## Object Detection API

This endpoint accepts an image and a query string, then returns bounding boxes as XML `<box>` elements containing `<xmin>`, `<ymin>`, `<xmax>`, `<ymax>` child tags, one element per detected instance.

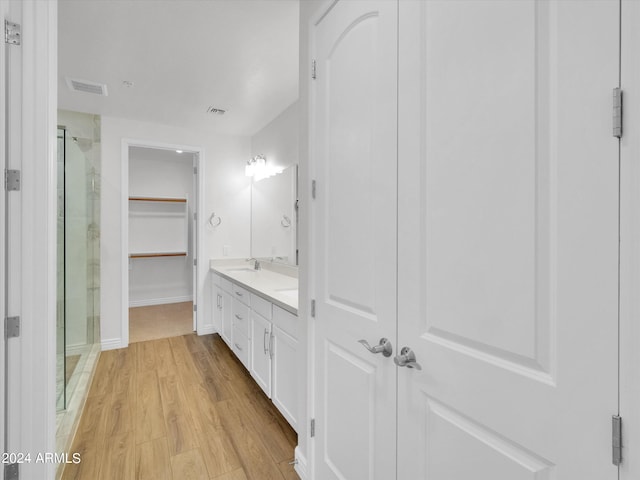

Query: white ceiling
<box><xmin>58</xmin><ymin>0</ymin><xmax>299</xmax><ymax>136</ymax></box>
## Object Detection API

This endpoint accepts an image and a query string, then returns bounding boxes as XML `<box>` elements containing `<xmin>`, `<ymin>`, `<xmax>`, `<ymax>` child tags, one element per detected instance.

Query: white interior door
<box><xmin>311</xmin><ymin>1</ymin><xmax>398</xmax><ymax>479</ymax></box>
<box><xmin>397</xmin><ymin>1</ymin><xmax>620</xmax><ymax>479</ymax></box>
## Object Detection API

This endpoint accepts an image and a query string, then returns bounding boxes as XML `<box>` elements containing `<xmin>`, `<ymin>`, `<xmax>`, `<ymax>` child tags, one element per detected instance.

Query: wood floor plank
<box><xmin>211</xmin><ymin>468</ymin><xmax>249</xmax><ymax>480</ymax></box>
<box><xmin>135</xmin><ymin>437</ymin><xmax>172</xmax><ymax>480</ymax></box>
<box><xmin>277</xmin><ymin>461</ymin><xmax>300</xmax><ymax>480</ymax></box>
<box><xmin>135</xmin><ymin>371</ymin><xmax>166</xmax><ymax>444</ymax></box>
<box><xmin>170</xmin><ymin>449</ymin><xmax>209</xmax><ymax>480</ymax></box>
<box><xmin>184</xmin><ymin>382</ymin><xmax>223</xmax><ymax>434</ymax></box>
<box><xmin>169</xmin><ymin>336</ymin><xmax>205</xmax><ymax>386</ymax></box>
<box><xmin>254</xmin><ymin>415</ymin><xmax>298</xmax><ymax>464</ymax></box>
<box><xmin>137</xmin><ymin>340</ymin><xmax>158</xmax><ymax>372</ymax></box>
<box><xmin>105</xmin><ymin>387</ymin><xmax>135</xmax><ymax>437</ymax></box>
<box><xmin>228</xmin><ymin>425</ymin><xmax>286</xmax><ymax>480</ymax></box>
<box><xmin>155</xmin><ymin>338</ymin><xmax>179</xmax><ymax>378</ymax></box>
<box><xmin>88</xmin><ymin>349</ymin><xmax>117</xmax><ymax>397</ymax></box>
<box><xmin>195</xmin><ymin>424</ymin><xmax>242</xmax><ymax>478</ymax></box>
<box><xmin>98</xmin><ymin>430</ymin><xmax>135</xmax><ymax>480</ymax></box>
<box><xmin>76</xmin><ymin>392</ymin><xmax>110</xmax><ymax>443</ymax></box>
<box><xmin>61</xmin><ymin>436</ymin><xmax>102</xmax><ymax>480</ymax></box>
<box><xmin>158</xmin><ymin>374</ymin><xmax>199</xmax><ymax>455</ymax></box>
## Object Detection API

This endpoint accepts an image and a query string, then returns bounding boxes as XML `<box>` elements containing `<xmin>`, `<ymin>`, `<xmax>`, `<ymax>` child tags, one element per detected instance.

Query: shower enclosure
<box><xmin>55</xmin><ymin>114</ymin><xmax>101</xmax><ymax>432</ymax></box>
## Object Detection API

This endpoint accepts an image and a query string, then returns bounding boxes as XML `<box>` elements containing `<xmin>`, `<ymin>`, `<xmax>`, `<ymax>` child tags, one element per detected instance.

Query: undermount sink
<box><xmin>226</xmin><ymin>267</ymin><xmax>258</xmax><ymax>273</ymax></box>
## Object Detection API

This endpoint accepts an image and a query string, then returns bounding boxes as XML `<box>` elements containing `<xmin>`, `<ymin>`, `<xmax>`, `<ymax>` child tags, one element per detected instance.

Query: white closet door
<box><xmin>311</xmin><ymin>1</ymin><xmax>398</xmax><ymax>479</ymax></box>
<box><xmin>397</xmin><ymin>1</ymin><xmax>619</xmax><ymax>479</ymax></box>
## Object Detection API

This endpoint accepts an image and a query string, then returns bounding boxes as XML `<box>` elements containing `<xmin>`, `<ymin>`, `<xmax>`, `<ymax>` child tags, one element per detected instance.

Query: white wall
<box><xmin>101</xmin><ymin>116</ymin><xmax>251</xmax><ymax>349</ymax></box>
<box><xmin>128</xmin><ymin>146</ymin><xmax>194</xmax><ymax>306</ymax></box>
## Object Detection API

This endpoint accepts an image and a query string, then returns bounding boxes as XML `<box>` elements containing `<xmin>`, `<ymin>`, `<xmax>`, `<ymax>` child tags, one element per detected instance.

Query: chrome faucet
<box><xmin>247</xmin><ymin>258</ymin><xmax>261</xmax><ymax>270</ymax></box>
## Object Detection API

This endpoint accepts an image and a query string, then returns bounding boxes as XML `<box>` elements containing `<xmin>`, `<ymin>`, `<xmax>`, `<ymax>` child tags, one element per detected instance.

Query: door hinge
<box><xmin>194</xmin><ymin>166</ymin><xmax>198</xmax><ymax>175</ymax></box>
<box><xmin>193</xmin><ymin>213</ymin><xmax>197</xmax><ymax>220</ymax></box>
<box><xmin>310</xmin><ymin>418</ymin><xmax>315</xmax><ymax>437</ymax></box>
<box><xmin>4</xmin><ymin>20</ymin><xmax>20</xmax><ymax>45</ymax></box>
<box><xmin>5</xmin><ymin>316</ymin><xmax>20</xmax><ymax>339</ymax></box>
<box><xmin>613</xmin><ymin>415</ymin><xmax>622</xmax><ymax>466</ymax></box>
<box><xmin>193</xmin><ymin>258</ymin><xmax>197</xmax><ymax>266</ymax></box>
<box><xmin>312</xmin><ymin>60</ymin><xmax>317</xmax><ymax>80</ymax></box>
<box><xmin>193</xmin><ymin>304</ymin><xmax>197</xmax><ymax>312</ymax></box>
<box><xmin>4</xmin><ymin>463</ymin><xmax>19</xmax><ymax>480</ymax></box>
<box><xmin>311</xmin><ymin>180</ymin><xmax>316</xmax><ymax>199</ymax></box>
<box><xmin>613</xmin><ymin>87</ymin><xmax>623</xmax><ymax>138</ymax></box>
<box><xmin>5</xmin><ymin>169</ymin><xmax>21</xmax><ymax>191</ymax></box>
<box><xmin>310</xmin><ymin>299</ymin><xmax>316</xmax><ymax>318</ymax></box>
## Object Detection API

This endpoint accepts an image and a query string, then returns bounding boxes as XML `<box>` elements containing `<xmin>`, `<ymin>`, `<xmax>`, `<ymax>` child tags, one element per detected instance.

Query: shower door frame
<box><xmin>120</xmin><ymin>138</ymin><xmax>206</xmax><ymax>348</ymax></box>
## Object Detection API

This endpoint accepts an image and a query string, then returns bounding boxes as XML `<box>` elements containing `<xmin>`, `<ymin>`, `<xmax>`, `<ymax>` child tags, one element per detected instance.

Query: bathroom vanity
<box><xmin>210</xmin><ymin>261</ymin><xmax>299</xmax><ymax>432</ymax></box>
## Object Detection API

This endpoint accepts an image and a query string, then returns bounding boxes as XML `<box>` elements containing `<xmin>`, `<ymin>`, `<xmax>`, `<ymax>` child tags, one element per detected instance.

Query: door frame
<box><xmin>120</xmin><ymin>138</ymin><xmax>205</xmax><ymax>346</ymax></box>
<box><xmin>2</xmin><ymin>1</ymin><xmax>58</xmax><ymax>478</ymax></box>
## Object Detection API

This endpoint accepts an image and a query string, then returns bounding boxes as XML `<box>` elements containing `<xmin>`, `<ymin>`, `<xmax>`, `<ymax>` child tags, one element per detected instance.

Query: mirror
<box><xmin>250</xmin><ymin>165</ymin><xmax>297</xmax><ymax>265</ymax></box>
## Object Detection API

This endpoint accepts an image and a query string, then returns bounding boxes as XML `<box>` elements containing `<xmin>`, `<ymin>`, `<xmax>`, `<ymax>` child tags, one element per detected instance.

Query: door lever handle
<box><xmin>358</xmin><ymin>338</ymin><xmax>393</xmax><ymax>357</ymax></box>
<box><xmin>394</xmin><ymin>347</ymin><xmax>422</xmax><ymax>370</ymax></box>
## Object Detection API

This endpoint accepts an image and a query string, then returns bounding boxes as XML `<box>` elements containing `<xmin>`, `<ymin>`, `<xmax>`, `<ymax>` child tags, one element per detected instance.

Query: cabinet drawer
<box><xmin>251</xmin><ymin>293</ymin><xmax>272</xmax><ymax>320</ymax></box>
<box><xmin>232</xmin><ymin>283</ymin><xmax>251</xmax><ymax>305</ymax></box>
<box><xmin>232</xmin><ymin>330</ymin><xmax>249</xmax><ymax>369</ymax></box>
<box><xmin>232</xmin><ymin>298</ymin><xmax>250</xmax><ymax>336</ymax></box>
<box><xmin>272</xmin><ymin>305</ymin><xmax>298</xmax><ymax>339</ymax></box>
<box><xmin>220</xmin><ymin>277</ymin><xmax>233</xmax><ymax>293</ymax></box>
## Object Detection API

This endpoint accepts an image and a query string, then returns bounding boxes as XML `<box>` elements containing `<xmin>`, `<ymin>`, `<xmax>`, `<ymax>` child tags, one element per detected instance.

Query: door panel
<box><xmin>398</xmin><ymin>1</ymin><xmax>619</xmax><ymax>479</ymax></box>
<box><xmin>312</xmin><ymin>1</ymin><xmax>398</xmax><ymax>478</ymax></box>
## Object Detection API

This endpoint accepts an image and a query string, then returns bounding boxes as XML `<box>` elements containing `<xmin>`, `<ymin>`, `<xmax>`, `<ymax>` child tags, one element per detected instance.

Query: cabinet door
<box><xmin>249</xmin><ymin>310</ymin><xmax>272</xmax><ymax>396</ymax></box>
<box><xmin>212</xmin><ymin>284</ymin><xmax>223</xmax><ymax>335</ymax></box>
<box><xmin>311</xmin><ymin>1</ymin><xmax>398</xmax><ymax>479</ymax></box>
<box><xmin>271</xmin><ymin>324</ymin><xmax>298</xmax><ymax>432</ymax></box>
<box><xmin>221</xmin><ymin>290</ymin><xmax>233</xmax><ymax>348</ymax></box>
<box><xmin>397</xmin><ymin>1</ymin><xmax>619</xmax><ymax>479</ymax></box>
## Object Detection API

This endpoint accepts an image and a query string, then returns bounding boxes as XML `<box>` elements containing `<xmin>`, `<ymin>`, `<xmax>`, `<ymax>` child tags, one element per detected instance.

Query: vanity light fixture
<box><xmin>245</xmin><ymin>155</ymin><xmax>284</xmax><ymax>181</ymax></box>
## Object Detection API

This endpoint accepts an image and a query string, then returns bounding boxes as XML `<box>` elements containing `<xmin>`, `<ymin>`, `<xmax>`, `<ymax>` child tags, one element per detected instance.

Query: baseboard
<box><xmin>197</xmin><ymin>324</ymin><xmax>215</xmax><ymax>335</ymax></box>
<box><xmin>101</xmin><ymin>338</ymin><xmax>122</xmax><ymax>351</ymax></box>
<box><xmin>294</xmin><ymin>447</ymin><xmax>308</xmax><ymax>480</ymax></box>
<box><xmin>129</xmin><ymin>295</ymin><xmax>193</xmax><ymax>308</ymax></box>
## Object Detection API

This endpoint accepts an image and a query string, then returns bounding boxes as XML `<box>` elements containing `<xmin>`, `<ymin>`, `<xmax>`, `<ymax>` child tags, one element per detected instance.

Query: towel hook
<box><xmin>209</xmin><ymin>212</ymin><xmax>222</xmax><ymax>227</ymax></box>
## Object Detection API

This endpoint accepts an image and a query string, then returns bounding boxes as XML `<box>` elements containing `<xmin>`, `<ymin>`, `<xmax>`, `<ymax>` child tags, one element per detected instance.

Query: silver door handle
<box><xmin>264</xmin><ymin>328</ymin><xmax>269</xmax><ymax>355</ymax></box>
<box><xmin>358</xmin><ymin>338</ymin><xmax>393</xmax><ymax>357</ymax></box>
<box><xmin>394</xmin><ymin>347</ymin><xmax>422</xmax><ymax>370</ymax></box>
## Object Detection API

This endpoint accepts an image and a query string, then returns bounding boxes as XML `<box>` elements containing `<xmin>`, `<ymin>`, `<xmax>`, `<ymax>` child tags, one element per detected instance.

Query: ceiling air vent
<box><xmin>65</xmin><ymin>77</ymin><xmax>108</xmax><ymax>96</ymax></box>
<box><xmin>206</xmin><ymin>106</ymin><xmax>226</xmax><ymax>115</ymax></box>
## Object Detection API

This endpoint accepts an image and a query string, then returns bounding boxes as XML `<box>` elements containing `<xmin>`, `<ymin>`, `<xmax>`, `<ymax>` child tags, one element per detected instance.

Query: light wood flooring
<box><xmin>129</xmin><ymin>302</ymin><xmax>194</xmax><ymax>343</ymax></box>
<box><xmin>62</xmin><ymin>333</ymin><xmax>299</xmax><ymax>480</ymax></box>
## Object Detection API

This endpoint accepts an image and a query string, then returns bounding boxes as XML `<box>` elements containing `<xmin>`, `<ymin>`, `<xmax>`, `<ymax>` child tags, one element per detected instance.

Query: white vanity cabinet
<box><xmin>249</xmin><ymin>304</ymin><xmax>273</xmax><ymax>396</ymax></box>
<box><xmin>212</xmin><ymin>274</ymin><xmax>233</xmax><ymax>347</ymax></box>
<box><xmin>231</xmin><ymin>285</ymin><xmax>251</xmax><ymax>368</ymax></box>
<box><xmin>270</xmin><ymin>305</ymin><xmax>298</xmax><ymax>430</ymax></box>
<box><xmin>249</xmin><ymin>300</ymin><xmax>299</xmax><ymax>432</ymax></box>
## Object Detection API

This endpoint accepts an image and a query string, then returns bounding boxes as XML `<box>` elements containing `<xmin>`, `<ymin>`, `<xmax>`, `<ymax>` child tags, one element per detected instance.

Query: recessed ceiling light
<box><xmin>175</xmin><ymin>150</ymin><xmax>183</xmax><ymax>154</ymax></box>
<box><xmin>206</xmin><ymin>106</ymin><xmax>226</xmax><ymax>115</ymax></box>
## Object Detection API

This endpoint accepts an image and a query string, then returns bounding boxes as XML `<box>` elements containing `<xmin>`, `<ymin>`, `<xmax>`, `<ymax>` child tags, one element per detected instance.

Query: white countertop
<box><xmin>210</xmin><ymin>260</ymin><xmax>298</xmax><ymax>314</ymax></box>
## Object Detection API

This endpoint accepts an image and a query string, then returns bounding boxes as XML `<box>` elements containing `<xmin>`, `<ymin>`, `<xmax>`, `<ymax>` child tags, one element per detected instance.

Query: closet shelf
<box><xmin>129</xmin><ymin>252</ymin><xmax>187</xmax><ymax>259</ymax></box>
<box><xmin>129</xmin><ymin>196</ymin><xmax>187</xmax><ymax>203</ymax></box>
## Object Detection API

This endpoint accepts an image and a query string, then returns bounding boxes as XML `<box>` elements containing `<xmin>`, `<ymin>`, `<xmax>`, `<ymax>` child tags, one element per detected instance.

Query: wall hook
<box><xmin>209</xmin><ymin>212</ymin><xmax>222</xmax><ymax>227</ymax></box>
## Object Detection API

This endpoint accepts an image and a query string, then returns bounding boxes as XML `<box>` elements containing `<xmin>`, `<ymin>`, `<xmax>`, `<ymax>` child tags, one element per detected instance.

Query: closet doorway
<box><xmin>122</xmin><ymin>140</ymin><xmax>204</xmax><ymax>345</ymax></box>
